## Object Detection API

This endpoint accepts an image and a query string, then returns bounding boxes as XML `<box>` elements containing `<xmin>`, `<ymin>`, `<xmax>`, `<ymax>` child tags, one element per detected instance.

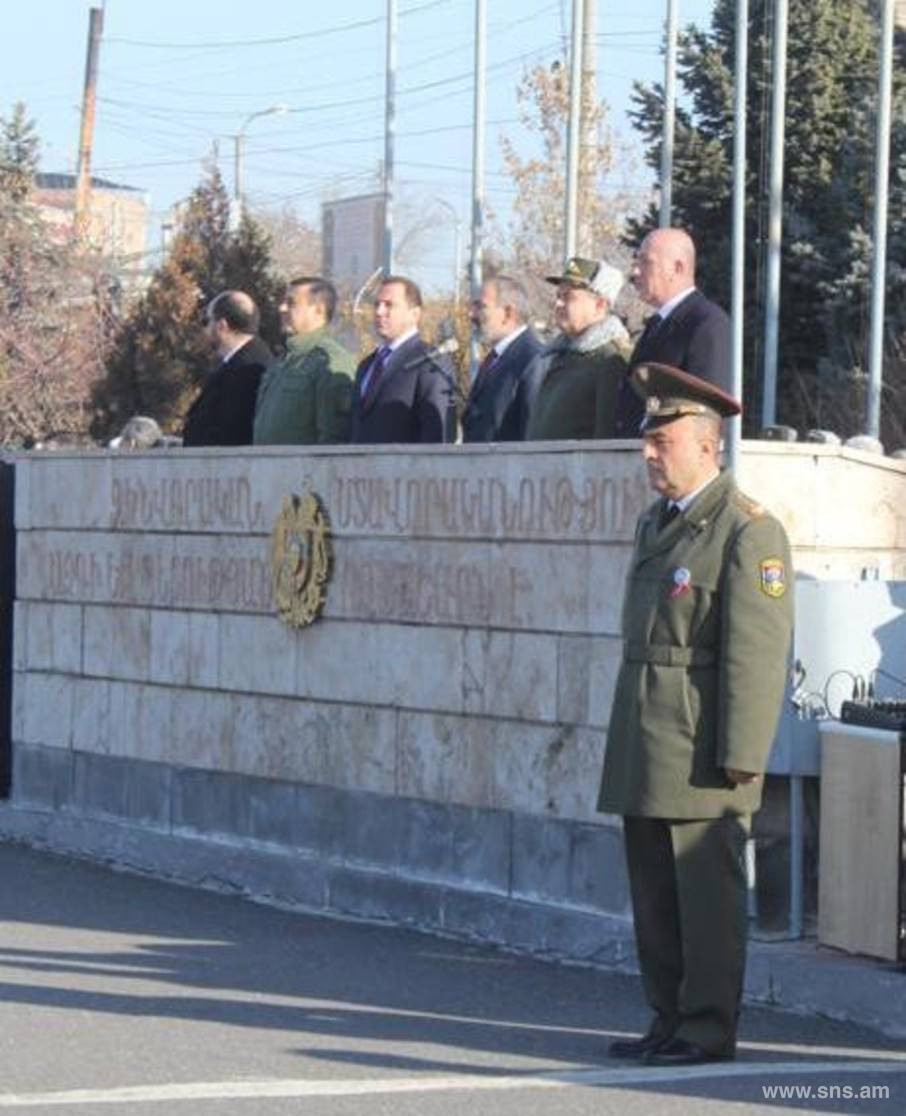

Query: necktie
<box><xmin>470</xmin><ymin>348</ymin><xmax>498</xmax><ymax>400</ymax></box>
<box><xmin>362</xmin><ymin>345</ymin><xmax>390</xmax><ymax>403</ymax></box>
<box><xmin>636</xmin><ymin>313</ymin><xmax>664</xmax><ymax>358</ymax></box>
<box><xmin>658</xmin><ymin>501</ymin><xmax>680</xmax><ymax>531</ymax></box>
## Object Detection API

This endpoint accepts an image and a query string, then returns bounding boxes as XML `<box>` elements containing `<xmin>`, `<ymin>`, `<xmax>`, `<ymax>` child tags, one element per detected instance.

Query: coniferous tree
<box><xmin>627</xmin><ymin>0</ymin><xmax>906</xmax><ymax>441</ymax></box>
<box><xmin>222</xmin><ymin>211</ymin><xmax>284</xmax><ymax>349</ymax></box>
<box><xmin>93</xmin><ymin>163</ymin><xmax>283</xmax><ymax>438</ymax></box>
<box><xmin>0</xmin><ymin>102</ymin><xmax>39</xmax><ymax>203</ymax></box>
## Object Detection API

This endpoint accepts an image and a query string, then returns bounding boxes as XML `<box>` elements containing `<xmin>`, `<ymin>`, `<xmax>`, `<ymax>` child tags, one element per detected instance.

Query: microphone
<box><xmin>401</xmin><ymin>335</ymin><xmax>460</xmax><ymax>370</ymax></box>
<box><xmin>402</xmin><ymin>336</ymin><xmax>466</xmax><ymax>405</ymax></box>
<box><xmin>422</xmin><ymin>336</ymin><xmax>460</xmax><ymax>363</ymax></box>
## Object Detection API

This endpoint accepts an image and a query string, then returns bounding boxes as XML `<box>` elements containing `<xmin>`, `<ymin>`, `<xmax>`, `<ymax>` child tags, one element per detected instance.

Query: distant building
<box><xmin>34</xmin><ymin>172</ymin><xmax>150</xmax><ymax>290</ymax></box>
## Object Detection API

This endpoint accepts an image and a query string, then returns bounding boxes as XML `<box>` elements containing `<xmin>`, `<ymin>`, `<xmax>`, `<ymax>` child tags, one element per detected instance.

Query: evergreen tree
<box><xmin>93</xmin><ymin>163</ymin><xmax>283</xmax><ymax>438</ymax></box>
<box><xmin>0</xmin><ymin>101</ymin><xmax>39</xmax><ymax>202</ymax></box>
<box><xmin>222</xmin><ymin>211</ymin><xmax>284</xmax><ymax>349</ymax></box>
<box><xmin>627</xmin><ymin>0</ymin><xmax>906</xmax><ymax>441</ymax></box>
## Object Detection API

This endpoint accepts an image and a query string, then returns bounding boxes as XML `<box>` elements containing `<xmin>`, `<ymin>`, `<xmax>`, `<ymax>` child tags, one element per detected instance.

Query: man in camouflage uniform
<box><xmin>598</xmin><ymin>362</ymin><xmax>794</xmax><ymax>1066</ymax></box>
<box><xmin>253</xmin><ymin>277</ymin><xmax>354</xmax><ymax>445</ymax></box>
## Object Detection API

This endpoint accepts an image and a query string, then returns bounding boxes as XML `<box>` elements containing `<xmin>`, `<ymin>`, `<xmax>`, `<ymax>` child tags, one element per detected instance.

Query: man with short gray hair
<box><xmin>524</xmin><ymin>257</ymin><xmax>631</xmax><ymax>440</ymax></box>
<box><xmin>463</xmin><ymin>274</ymin><xmax>542</xmax><ymax>442</ymax></box>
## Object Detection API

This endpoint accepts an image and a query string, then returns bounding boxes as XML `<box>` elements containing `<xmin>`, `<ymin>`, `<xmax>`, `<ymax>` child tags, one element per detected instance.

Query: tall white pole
<box><xmin>761</xmin><ymin>0</ymin><xmax>788</xmax><ymax>429</ymax></box>
<box><xmin>726</xmin><ymin>0</ymin><xmax>748</xmax><ymax>472</ymax></box>
<box><xmin>469</xmin><ymin>0</ymin><xmax>487</xmax><ymax>378</ymax></box>
<box><xmin>866</xmin><ymin>0</ymin><xmax>894</xmax><ymax>438</ymax></box>
<box><xmin>578</xmin><ymin>0</ymin><xmax>597</xmax><ymax>255</ymax></box>
<box><xmin>660</xmin><ymin>0</ymin><xmax>679</xmax><ymax>227</ymax></box>
<box><xmin>382</xmin><ymin>0</ymin><xmax>397</xmax><ymax>275</ymax></box>
<box><xmin>564</xmin><ymin>0</ymin><xmax>585</xmax><ymax>260</ymax></box>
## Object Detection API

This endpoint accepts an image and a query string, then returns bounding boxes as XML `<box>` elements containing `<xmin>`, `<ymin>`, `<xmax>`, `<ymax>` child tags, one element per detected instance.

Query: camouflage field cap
<box><xmin>545</xmin><ymin>257</ymin><xmax>624</xmax><ymax>303</ymax></box>
<box><xmin>631</xmin><ymin>362</ymin><xmax>741</xmax><ymax>430</ymax></box>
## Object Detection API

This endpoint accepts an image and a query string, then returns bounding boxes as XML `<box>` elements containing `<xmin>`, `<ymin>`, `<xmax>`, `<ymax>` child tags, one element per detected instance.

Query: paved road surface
<box><xmin>0</xmin><ymin>843</ymin><xmax>903</xmax><ymax>1114</ymax></box>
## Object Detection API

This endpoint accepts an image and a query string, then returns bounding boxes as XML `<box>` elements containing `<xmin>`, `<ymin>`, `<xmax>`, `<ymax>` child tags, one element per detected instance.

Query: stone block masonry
<box><xmin>4</xmin><ymin>440</ymin><xmax>906</xmax><ymax>960</ymax></box>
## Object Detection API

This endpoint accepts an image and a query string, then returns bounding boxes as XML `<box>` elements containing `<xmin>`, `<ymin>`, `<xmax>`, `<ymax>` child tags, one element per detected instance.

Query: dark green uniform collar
<box><xmin>679</xmin><ymin>470</ymin><xmax>734</xmax><ymax>532</ymax></box>
<box><xmin>286</xmin><ymin>327</ymin><xmax>329</xmax><ymax>355</ymax></box>
<box><xmin>642</xmin><ymin>470</ymin><xmax>735</xmax><ymax>554</ymax></box>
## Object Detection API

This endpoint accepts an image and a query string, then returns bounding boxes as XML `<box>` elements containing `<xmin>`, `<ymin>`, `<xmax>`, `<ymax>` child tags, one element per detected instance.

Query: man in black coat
<box><xmin>462</xmin><ymin>275</ymin><xmax>543</xmax><ymax>442</ymax></box>
<box><xmin>350</xmin><ymin>276</ymin><xmax>449</xmax><ymax>444</ymax></box>
<box><xmin>182</xmin><ymin>291</ymin><xmax>271</xmax><ymax>446</ymax></box>
<box><xmin>614</xmin><ymin>228</ymin><xmax>731</xmax><ymax>437</ymax></box>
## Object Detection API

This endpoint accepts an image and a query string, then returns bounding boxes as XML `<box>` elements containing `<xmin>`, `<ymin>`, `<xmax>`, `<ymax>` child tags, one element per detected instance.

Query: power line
<box><xmin>97</xmin><ymin>41</ymin><xmax>558</xmax><ymax>126</ymax></box>
<box><xmin>92</xmin><ymin>117</ymin><xmax>521</xmax><ymax>176</ymax></box>
<box><xmin>104</xmin><ymin>0</ymin><xmax>450</xmax><ymax>50</ymax></box>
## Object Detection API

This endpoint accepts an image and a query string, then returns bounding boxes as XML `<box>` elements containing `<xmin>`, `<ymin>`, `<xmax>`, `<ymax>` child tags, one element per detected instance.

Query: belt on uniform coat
<box><xmin>624</xmin><ymin>642</ymin><xmax>716</xmax><ymax>667</ymax></box>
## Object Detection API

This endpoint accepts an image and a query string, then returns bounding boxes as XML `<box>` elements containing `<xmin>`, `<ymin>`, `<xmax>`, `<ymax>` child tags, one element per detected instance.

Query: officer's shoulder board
<box><xmin>733</xmin><ymin>489</ymin><xmax>765</xmax><ymax>519</ymax></box>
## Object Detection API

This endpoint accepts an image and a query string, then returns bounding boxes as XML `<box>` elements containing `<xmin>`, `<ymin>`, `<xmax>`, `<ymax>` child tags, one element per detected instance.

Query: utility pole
<box><xmin>382</xmin><ymin>0</ymin><xmax>398</xmax><ymax>275</ymax></box>
<box><xmin>866</xmin><ymin>0</ymin><xmax>895</xmax><ymax>438</ymax></box>
<box><xmin>726</xmin><ymin>0</ymin><xmax>749</xmax><ymax>474</ymax></box>
<box><xmin>761</xmin><ymin>0</ymin><xmax>788</xmax><ymax>429</ymax></box>
<box><xmin>660</xmin><ymin>0</ymin><xmax>679</xmax><ymax>226</ymax></box>
<box><xmin>578</xmin><ymin>0</ymin><xmax>597</xmax><ymax>255</ymax></box>
<box><xmin>469</xmin><ymin>0</ymin><xmax>487</xmax><ymax>378</ymax></box>
<box><xmin>74</xmin><ymin>6</ymin><xmax>104</xmax><ymax>241</ymax></box>
<box><xmin>564</xmin><ymin>0</ymin><xmax>585</xmax><ymax>260</ymax></box>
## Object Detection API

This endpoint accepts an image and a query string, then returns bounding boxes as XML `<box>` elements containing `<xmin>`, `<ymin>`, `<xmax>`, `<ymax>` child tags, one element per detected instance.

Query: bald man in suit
<box><xmin>614</xmin><ymin>228</ymin><xmax>731</xmax><ymax>437</ymax></box>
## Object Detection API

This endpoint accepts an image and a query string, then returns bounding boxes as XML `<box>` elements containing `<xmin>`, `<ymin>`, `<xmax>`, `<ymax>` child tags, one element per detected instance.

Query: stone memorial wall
<box><xmin>3</xmin><ymin>440</ymin><xmax>905</xmax><ymax>960</ymax></box>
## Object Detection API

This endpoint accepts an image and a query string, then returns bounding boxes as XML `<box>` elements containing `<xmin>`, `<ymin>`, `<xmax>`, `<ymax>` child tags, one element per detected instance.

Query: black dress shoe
<box><xmin>642</xmin><ymin>1037</ymin><xmax>733</xmax><ymax>1066</ymax></box>
<box><xmin>608</xmin><ymin>1031</ymin><xmax>669</xmax><ymax>1059</ymax></box>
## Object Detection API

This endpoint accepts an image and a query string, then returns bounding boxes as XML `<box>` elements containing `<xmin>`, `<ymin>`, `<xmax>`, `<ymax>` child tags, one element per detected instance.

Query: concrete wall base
<box><xmin>0</xmin><ymin>802</ymin><xmax>635</xmax><ymax>967</ymax></box>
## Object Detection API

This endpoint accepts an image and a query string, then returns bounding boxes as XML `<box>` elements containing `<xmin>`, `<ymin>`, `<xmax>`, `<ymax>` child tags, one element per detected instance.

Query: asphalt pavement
<box><xmin>0</xmin><ymin>841</ymin><xmax>903</xmax><ymax>1115</ymax></box>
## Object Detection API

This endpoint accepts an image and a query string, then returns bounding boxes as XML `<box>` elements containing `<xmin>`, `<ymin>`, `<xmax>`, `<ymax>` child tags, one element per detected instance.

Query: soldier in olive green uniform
<box><xmin>253</xmin><ymin>277</ymin><xmax>355</xmax><ymax>445</ymax></box>
<box><xmin>598</xmin><ymin>362</ymin><xmax>793</xmax><ymax>1067</ymax></box>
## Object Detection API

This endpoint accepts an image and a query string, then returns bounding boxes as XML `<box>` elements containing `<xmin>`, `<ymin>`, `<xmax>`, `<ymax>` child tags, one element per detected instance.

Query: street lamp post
<box><xmin>232</xmin><ymin>103</ymin><xmax>289</xmax><ymax>221</ymax></box>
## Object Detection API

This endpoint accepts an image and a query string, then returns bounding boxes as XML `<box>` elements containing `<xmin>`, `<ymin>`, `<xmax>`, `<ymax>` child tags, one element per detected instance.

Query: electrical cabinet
<box><xmin>817</xmin><ymin>723</ymin><xmax>905</xmax><ymax>961</ymax></box>
<box><xmin>771</xmin><ymin>580</ymin><xmax>906</xmax><ymax>775</ymax></box>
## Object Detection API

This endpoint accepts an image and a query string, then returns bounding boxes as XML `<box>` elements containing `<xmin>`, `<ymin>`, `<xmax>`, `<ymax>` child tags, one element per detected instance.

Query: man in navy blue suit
<box><xmin>615</xmin><ymin>228</ymin><xmax>731</xmax><ymax>437</ymax></box>
<box><xmin>350</xmin><ymin>276</ymin><xmax>449</xmax><ymax>444</ymax></box>
<box><xmin>462</xmin><ymin>275</ymin><xmax>543</xmax><ymax>442</ymax></box>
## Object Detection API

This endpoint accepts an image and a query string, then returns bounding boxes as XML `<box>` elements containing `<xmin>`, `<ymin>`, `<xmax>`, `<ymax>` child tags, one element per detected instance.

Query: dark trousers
<box><xmin>623</xmin><ymin>814</ymin><xmax>750</xmax><ymax>1056</ymax></box>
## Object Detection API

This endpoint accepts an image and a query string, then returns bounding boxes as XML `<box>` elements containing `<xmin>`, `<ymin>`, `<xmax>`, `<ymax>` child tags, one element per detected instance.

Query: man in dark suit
<box><xmin>350</xmin><ymin>276</ymin><xmax>448</xmax><ymax>444</ymax></box>
<box><xmin>614</xmin><ymin>228</ymin><xmax>731</xmax><ymax>437</ymax></box>
<box><xmin>182</xmin><ymin>291</ymin><xmax>271</xmax><ymax>446</ymax></box>
<box><xmin>462</xmin><ymin>275</ymin><xmax>542</xmax><ymax>442</ymax></box>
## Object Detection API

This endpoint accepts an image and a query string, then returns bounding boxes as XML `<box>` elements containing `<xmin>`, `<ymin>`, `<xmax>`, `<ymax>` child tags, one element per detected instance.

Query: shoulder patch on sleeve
<box><xmin>759</xmin><ymin>557</ymin><xmax>787</xmax><ymax>597</ymax></box>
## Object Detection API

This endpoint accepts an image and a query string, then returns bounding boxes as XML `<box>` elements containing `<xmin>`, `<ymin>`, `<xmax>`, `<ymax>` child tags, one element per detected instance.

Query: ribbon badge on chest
<box><xmin>668</xmin><ymin>566</ymin><xmax>692</xmax><ymax>599</ymax></box>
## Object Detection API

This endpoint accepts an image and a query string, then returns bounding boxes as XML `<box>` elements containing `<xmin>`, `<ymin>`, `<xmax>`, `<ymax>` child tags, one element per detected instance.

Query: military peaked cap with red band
<box><xmin>631</xmin><ymin>361</ymin><xmax>742</xmax><ymax>429</ymax></box>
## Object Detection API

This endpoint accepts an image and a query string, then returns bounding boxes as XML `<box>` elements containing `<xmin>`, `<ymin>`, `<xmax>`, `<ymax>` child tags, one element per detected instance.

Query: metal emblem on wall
<box><xmin>271</xmin><ymin>490</ymin><xmax>332</xmax><ymax>628</ymax></box>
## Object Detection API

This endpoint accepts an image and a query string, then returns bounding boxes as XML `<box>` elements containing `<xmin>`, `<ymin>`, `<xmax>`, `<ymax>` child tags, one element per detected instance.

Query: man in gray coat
<box><xmin>598</xmin><ymin>362</ymin><xmax>793</xmax><ymax>1066</ymax></box>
